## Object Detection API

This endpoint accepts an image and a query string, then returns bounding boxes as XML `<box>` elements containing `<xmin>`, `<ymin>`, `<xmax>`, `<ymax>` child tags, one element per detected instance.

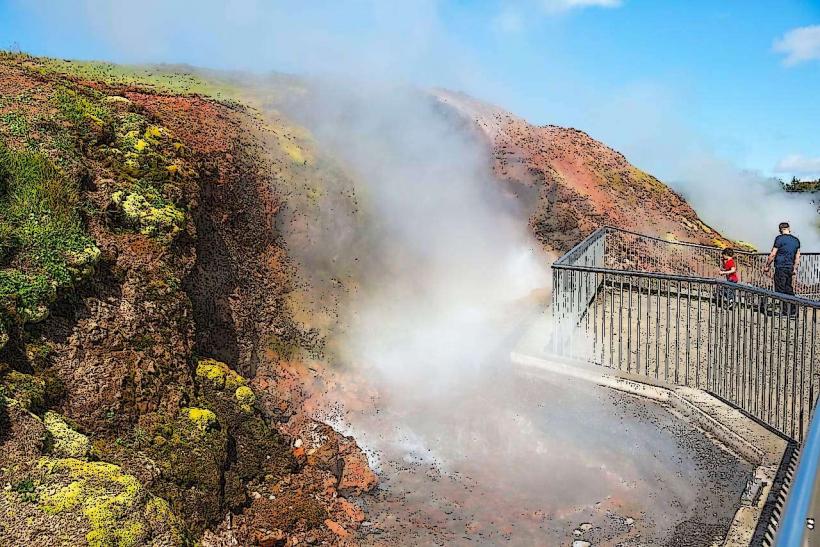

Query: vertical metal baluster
<box><xmin>593</xmin><ymin>271</ymin><xmax>599</xmax><ymax>364</ymax></box>
<box><xmin>609</xmin><ymin>273</ymin><xmax>615</xmax><ymax>368</ymax></box>
<box><xmin>752</xmin><ymin>292</ymin><xmax>759</xmax><ymax>417</ymax></box>
<box><xmin>618</xmin><ymin>276</ymin><xmax>624</xmax><ymax>370</ymax></box>
<box><xmin>646</xmin><ymin>278</ymin><xmax>652</xmax><ymax>377</ymax></box>
<box><xmin>675</xmin><ymin>280</ymin><xmax>681</xmax><ymax>384</ymax></box>
<box><xmin>685</xmin><ymin>280</ymin><xmax>691</xmax><ymax>386</ymax></box>
<box><xmin>735</xmin><ymin>288</ymin><xmax>742</xmax><ymax>406</ymax></box>
<box><xmin>636</xmin><ymin>276</ymin><xmax>642</xmax><ymax>376</ymax></box>
<box><xmin>787</xmin><ymin>300</ymin><xmax>795</xmax><ymax>439</ymax></box>
<box><xmin>601</xmin><ymin>272</ymin><xmax>607</xmax><ymax>366</ymax></box>
<box><xmin>764</xmin><ymin>296</ymin><xmax>772</xmax><ymax>426</ymax></box>
<box><xmin>696</xmin><ymin>281</ymin><xmax>702</xmax><ymax>388</ymax></box>
<box><xmin>798</xmin><ymin>305</ymin><xmax>807</xmax><ymax>441</ymax></box>
<box><xmin>553</xmin><ymin>269</ymin><xmax>560</xmax><ymax>354</ymax></box>
<box><xmin>707</xmin><ymin>281</ymin><xmax>715</xmax><ymax>392</ymax></box>
<box><xmin>665</xmin><ymin>278</ymin><xmax>671</xmax><ymax>382</ymax></box>
<box><xmin>656</xmin><ymin>278</ymin><xmax>661</xmax><ymax>380</ymax></box>
<box><xmin>776</xmin><ymin>299</ymin><xmax>783</xmax><ymax>431</ymax></box>
<box><xmin>627</xmin><ymin>275</ymin><xmax>633</xmax><ymax>373</ymax></box>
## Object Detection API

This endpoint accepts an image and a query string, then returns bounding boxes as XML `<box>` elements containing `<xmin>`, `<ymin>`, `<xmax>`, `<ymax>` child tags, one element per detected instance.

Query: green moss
<box><xmin>36</xmin><ymin>457</ymin><xmax>183</xmax><ymax>547</ymax></box>
<box><xmin>0</xmin><ymin>143</ymin><xmax>96</xmax><ymax>331</ymax></box>
<box><xmin>2</xmin><ymin>371</ymin><xmax>46</xmax><ymax>412</ymax></box>
<box><xmin>1</xmin><ymin>110</ymin><xmax>30</xmax><ymax>138</ymax></box>
<box><xmin>184</xmin><ymin>407</ymin><xmax>217</xmax><ymax>432</ymax></box>
<box><xmin>234</xmin><ymin>385</ymin><xmax>256</xmax><ymax>413</ymax></box>
<box><xmin>44</xmin><ymin>411</ymin><xmax>91</xmax><ymax>459</ymax></box>
<box><xmin>195</xmin><ymin>359</ymin><xmax>246</xmax><ymax>391</ymax></box>
<box><xmin>52</xmin><ymin>85</ymin><xmax>112</xmax><ymax>130</ymax></box>
<box><xmin>111</xmin><ymin>191</ymin><xmax>184</xmax><ymax>240</ymax></box>
<box><xmin>33</xmin><ymin>58</ymin><xmax>244</xmax><ymax>102</ymax></box>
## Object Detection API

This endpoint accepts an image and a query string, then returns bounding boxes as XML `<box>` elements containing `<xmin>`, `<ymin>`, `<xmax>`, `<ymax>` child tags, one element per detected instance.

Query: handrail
<box><xmin>776</xmin><ymin>401</ymin><xmax>820</xmax><ymax>546</ymax></box>
<box><xmin>556</xmin><ymin>226</ymin><xmax>820</xmax><ymax>302</ymax></box>
<box><xmin>597</xmin><ymin>225</ymin><xmax>820</xmax><ymax>257</ymax></box>
<box><xmin>552</xmin><ymin>262</ymin><xmax>820</xmax><ymax>309</ymax></box>
<box><xmin>552</xmin><ymin>226</ymin><xmax>608</xmax><ymax>266</ymax></box>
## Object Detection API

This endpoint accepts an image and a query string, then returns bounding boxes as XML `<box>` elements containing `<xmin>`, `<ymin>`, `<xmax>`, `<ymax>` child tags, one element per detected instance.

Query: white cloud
<box><xmin>775</xmin><ymin>154</ymin><xmax>820</xmax><ymax>175</ymax></box>
<box><xmin>773</xmin><ymin>25</ymin><xmax>820</xmax><ymax>66</ymax></box>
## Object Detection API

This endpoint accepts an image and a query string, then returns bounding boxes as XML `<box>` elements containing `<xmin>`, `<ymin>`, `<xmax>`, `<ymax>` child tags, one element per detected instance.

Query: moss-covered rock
<box><xmin>111</xmin><ymin>190</ymin><xmax>184</xmax><ymax>240</ymax></box>
<box><xmin>65</xmin><ymin>245</ymin><xmax>102</xmax><ymax>280</ymax></box>
<box><xmin>195</xmin><ymin>358</ymin><xmax>246</xmax><ymax>390</ymax></box>
<box><xmin>43</xmin><ymin>411</ymin><xmax>91</xmax><ymax>459</ymax></box>
<box><xmin>234</xmin><ymin>385</ymin><xmax>256</xmax><ymax>413</ymax></box>
<box><xmin>194</xmin><ymin>358</ymin><xmax>295</xmax><ymax>484</ymax></box>
<box><xmin>183</xmin><ymin>407</ymin><xmax>217</xmax><ymax>432</ymax></box>
<box><xmin>2</xmin><ymin>371</ymin><xmax>46</xmax><ymax>413</ymax></box>
<box><xmin>32</xmin><ymin>457</ymin><xmax>188</xmax><ymax>547</ymax></box>
<box><xmin>0</xmin><ymin>321</ymin><xmax>8</xmax><ymax>351</ymax></box>
<box><xmin>119</xmin><ymin>410</ymin><xmax>229</xmax><ymax>537</ymax></box>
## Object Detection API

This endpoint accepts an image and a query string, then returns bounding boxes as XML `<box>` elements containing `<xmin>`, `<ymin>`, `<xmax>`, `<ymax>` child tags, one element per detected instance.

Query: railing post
<box><xmin>775</xmin><ymin>401</ymin><xmax>820</xmax><ymax>547</ymax></box>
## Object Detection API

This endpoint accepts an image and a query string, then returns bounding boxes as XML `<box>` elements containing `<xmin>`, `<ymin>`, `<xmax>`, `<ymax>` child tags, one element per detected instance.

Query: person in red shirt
<box><xmin>720</xmin><ymin>248</ymin><xmax>739</xmax><ymax>283</ymax></box>
<box><xmin>717</xmin><ymin>248</ymin><xmax>739</xmax><ymax>308</ymax></box>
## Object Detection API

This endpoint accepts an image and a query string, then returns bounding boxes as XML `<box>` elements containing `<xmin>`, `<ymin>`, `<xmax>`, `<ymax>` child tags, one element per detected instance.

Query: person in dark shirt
<box><xmin>763</xmin><ymin>222</ymin><xmax>801</xmax><ymax>313</ymax></box>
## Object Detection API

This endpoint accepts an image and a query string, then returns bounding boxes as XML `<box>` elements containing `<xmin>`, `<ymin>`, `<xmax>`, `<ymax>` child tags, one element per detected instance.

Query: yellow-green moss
<box><xmin>111</xmin><ymin>191</ymin><xmax>184</xmax><ymax>240</ymax></box>
<box><xmin>66</xmin><ymin>245</ymin><xmax>101</xmax><ymax>279</ymax></box>
<box><xmin>40</xmin><ymin>479</ymin><xmax>83</xmax><ymax>513</ymax></box>
<box><xmin>37</xmin><ymin>457</ymin><xmax>151</xmax><ymax>547</ymax></box>
<box><xmin>0</xmin><ymin>321</ymin><xmax>8</xmax><ymax>351</ymax></box>
<box><xmin>184</xmin><ymin>407</ymin><xmax>217</xmax><ymax>432</ymax></box>
<box><xmin>735</xmin><ymin>240</ymin><xmax>757</xmax><ymax>252</ymax></box>
<box><xmin>234</xmin><ymin>385</ymin><xmax>256</xmax><ymax>413</ymax></box>
<box><xmin>44</xmin><ymin>411</ymin><xmax>91</xmax><ymax>459</ymax></box>
<box><xmin>195</xmin><ymin>359</ymin><xmax>246</xmax><ymax>391</ymax></box>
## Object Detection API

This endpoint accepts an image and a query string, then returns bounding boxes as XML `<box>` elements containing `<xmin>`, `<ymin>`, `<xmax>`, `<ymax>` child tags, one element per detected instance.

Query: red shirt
<box><xmin>723</xmin><ymin>257</ymin><xmax>738</xmax><ymax>282</ymax></box>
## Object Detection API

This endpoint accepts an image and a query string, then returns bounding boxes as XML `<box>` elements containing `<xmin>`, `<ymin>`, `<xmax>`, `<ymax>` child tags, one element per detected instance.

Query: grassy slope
<box><xmin>0</xmin><ymin>52</ymin><xmax>190</xmax><ymax>349</ymax></box>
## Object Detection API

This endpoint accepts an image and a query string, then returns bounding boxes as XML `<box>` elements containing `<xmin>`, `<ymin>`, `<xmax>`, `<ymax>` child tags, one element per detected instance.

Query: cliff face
<box><xmin>435</xmin><ymin>90</ymin><xmax>728</xmax><ymax>253</ymax></box>
<box><xmin>0</xmin><ymin>55</ymin><xmax>372</xmax><ymax>546</ymax></box>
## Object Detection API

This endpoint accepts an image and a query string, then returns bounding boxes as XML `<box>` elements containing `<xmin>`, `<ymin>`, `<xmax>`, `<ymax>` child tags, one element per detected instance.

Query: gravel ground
<box><xmin>347</xmin><ymin>368</ymin><xmax>752</xmax><ymax>546</ymax></box>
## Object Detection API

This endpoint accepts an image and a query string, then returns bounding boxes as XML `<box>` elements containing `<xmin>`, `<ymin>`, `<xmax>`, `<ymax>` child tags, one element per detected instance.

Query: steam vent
<box><xmin>1</xmin><ymin>5</ymin><xmax>820</xmax><ymax>545</ymax></box>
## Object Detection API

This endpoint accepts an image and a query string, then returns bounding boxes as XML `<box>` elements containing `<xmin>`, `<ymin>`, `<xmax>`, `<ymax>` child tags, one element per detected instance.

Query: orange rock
<box><xmin>324</xmin><ymin>519</ymin><xmax>350</xmax><ymax>538</ymax></box>
<box><xmin>338</xmin><ymin>446</ymin><xmax>378</xmax><ymax>495</ymax></box>
<box><xmin>336</xmin><ymin>498</ymin><xmax>365</xmax><ymax>523</ymax></box>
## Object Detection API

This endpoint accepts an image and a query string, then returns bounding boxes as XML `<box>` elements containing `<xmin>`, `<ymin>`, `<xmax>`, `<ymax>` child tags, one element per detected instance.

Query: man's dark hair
<box><xmin>722</xmin><ymin>247</ymin><xmax>735</xmax><ymax>257</ymax></box>
<box><xmin>779</xmin><ymin>222</ymin><xmax>790</xmax><ymax>232</ymax></box>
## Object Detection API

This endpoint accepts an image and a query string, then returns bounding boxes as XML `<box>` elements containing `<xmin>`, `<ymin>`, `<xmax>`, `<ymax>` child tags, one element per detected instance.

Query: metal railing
<box><xmin>552</xmin><ymin>226</ymin><xmax>820</xmax><ymax>545</ymax></box>
<box><xmin>553</xmin><ymin>227</ymin><xmax>820</xmax><ymax>442</ymax></box>
<box><xmin>593</xmin><ymin>227</ymin><xmax>820</xmax><ymax>299</ymax></box>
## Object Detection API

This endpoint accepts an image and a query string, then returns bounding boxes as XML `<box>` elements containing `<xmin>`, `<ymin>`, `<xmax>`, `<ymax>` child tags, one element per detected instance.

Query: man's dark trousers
<box><xmin>774</xmin><ymin>268</ymin><xmax>795</xmax><ymax>295</ymax></box>
<box><xmin>774</xmin><ymin>267</ymin><xmax>796</xmax><ymax>314</ymax></box>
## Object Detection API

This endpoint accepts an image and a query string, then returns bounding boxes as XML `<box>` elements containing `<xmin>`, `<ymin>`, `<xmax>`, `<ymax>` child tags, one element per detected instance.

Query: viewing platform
<box><xmin>549</xmin><ymin>226</ymin><xmax>820</xmax><ymax>546</ymax></box>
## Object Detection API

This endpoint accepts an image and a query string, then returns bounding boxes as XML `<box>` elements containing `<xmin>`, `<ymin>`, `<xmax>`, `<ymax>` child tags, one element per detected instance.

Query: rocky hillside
<box><xmin>0</xmin><ymin>52</ymin><xmax>736</xmax><ymax>547</ymax></box>
<box><xmin>436</xmin><ymin>90</ymin><xmax>729</xmax><ymax>253</ymax></box>
<box><xmin>0</xmin><ymin>53</ymin><xmax>373</xmax><ymax>546</ymax></box>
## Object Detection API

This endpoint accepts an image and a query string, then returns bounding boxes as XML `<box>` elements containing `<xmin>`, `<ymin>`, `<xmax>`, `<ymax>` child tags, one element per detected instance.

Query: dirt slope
<box><xmin>436</xmin><ymin>90</ymin><xmax>729</xmax><ymax>253</ymax></box>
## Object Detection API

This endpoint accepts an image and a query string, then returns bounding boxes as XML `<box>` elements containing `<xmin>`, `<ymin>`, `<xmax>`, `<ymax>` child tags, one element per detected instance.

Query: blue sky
<box><xmin>1</xmin><ymin>0</ymin><xmax>819</xmax><ymax>181</ymax></box>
